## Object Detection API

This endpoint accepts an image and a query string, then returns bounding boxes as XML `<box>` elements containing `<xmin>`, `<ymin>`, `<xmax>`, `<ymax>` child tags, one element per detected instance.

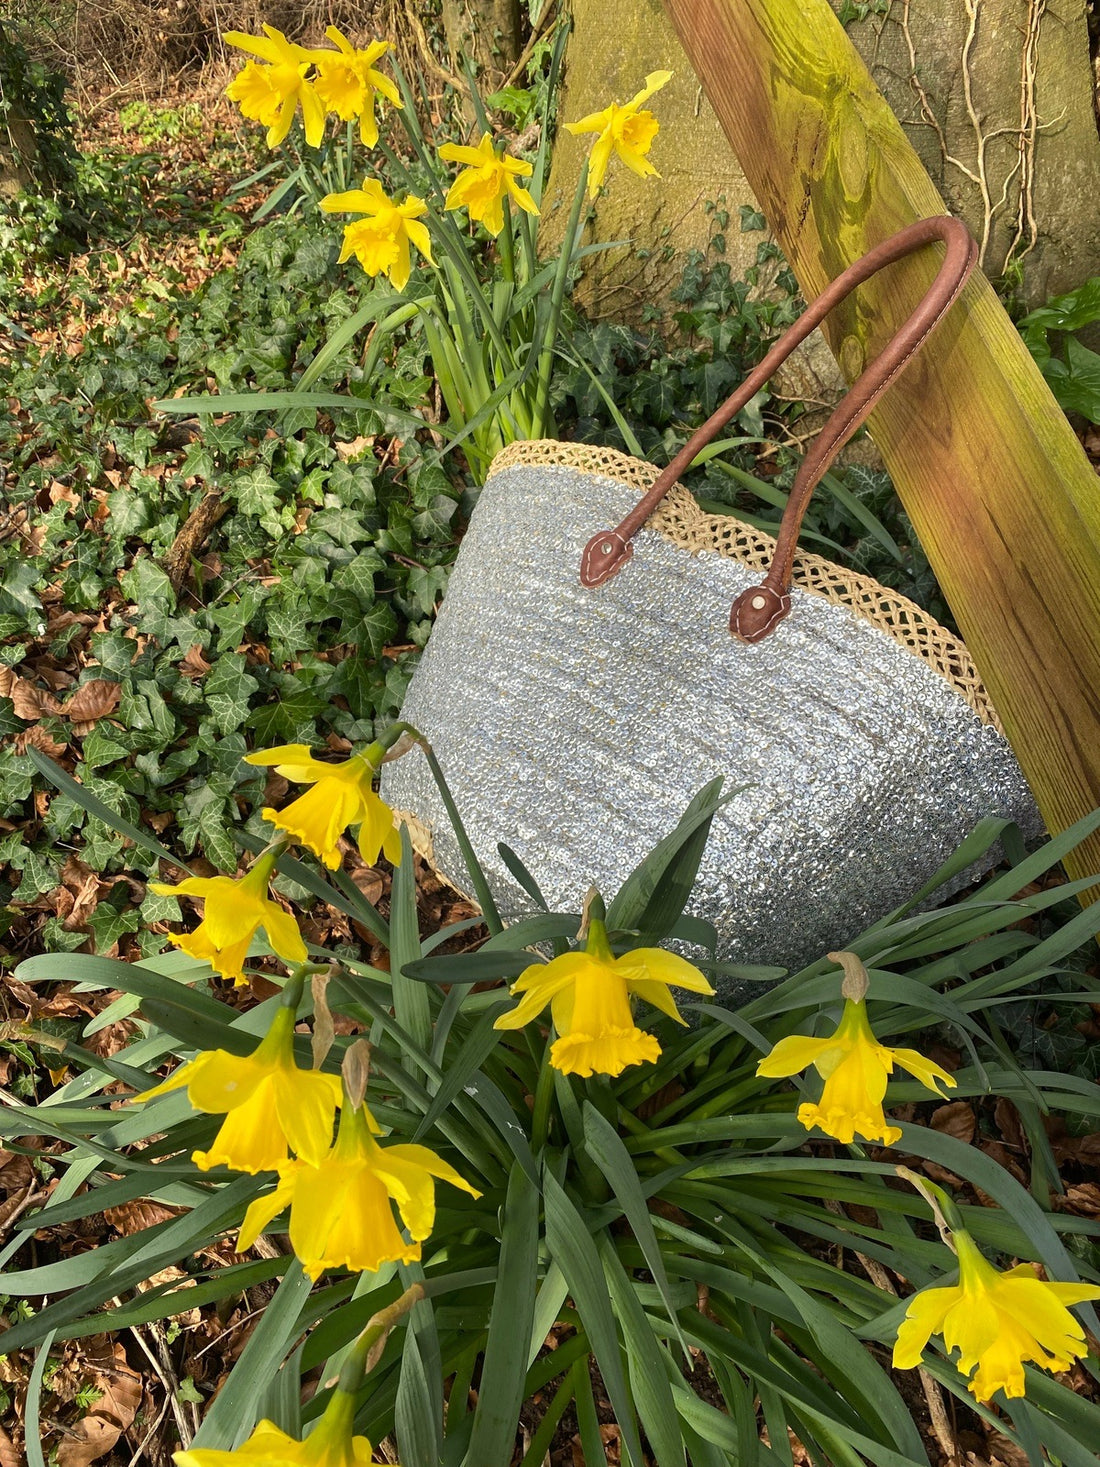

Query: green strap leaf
<box><xmin>582</xmin><ymin>1103</ymin><xmax>688</xmax><ymax>1354</ymax></box>
<box><xmin>465</xmin><ymin>1163</ymin><xmax>540</xmax><ymax>1467</ymax></box>
<box><xmin>542</xmin><ymin>1167</ymin><xmax>645</xmax><ymax>1467</ymax></box>
<box><xmin>190</xmin><ymin>1259</ymin><xmax>315</xmax><ymax>1448</ymax></box>
<box><xmin>599</xmin><ymin>1238</ymin><xmax>685</xmax><ymax>1467</ymax></box>
<box><xmin>391</xmin><ymin>824</ymin><xmax>432</xmax><ymax>1068</ymax></box>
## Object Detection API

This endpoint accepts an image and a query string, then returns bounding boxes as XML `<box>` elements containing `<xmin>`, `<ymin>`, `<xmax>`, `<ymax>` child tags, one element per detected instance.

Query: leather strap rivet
<box><xmin>601</xmin><ymin>542</ymin><xmax>613</xmax><ymax>554</ymax></box>
<box><xmin>751</xmin><ymin>595</ymin><xmax>767</xmax><ymax>610</ymax></box>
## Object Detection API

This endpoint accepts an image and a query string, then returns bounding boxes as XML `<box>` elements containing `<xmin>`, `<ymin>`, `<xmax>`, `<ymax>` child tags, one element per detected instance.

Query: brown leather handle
<box><xmin>579</xmin><ymin>216</ymin><xmax>978</xmax><ymax>642</ymax></box>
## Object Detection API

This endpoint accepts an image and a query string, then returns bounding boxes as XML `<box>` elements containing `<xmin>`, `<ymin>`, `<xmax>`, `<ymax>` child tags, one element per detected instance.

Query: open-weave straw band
<box><xmin>489</xmin><ymin>439</ymin><xmax>1001</xmax><ymax>731</ymax></box>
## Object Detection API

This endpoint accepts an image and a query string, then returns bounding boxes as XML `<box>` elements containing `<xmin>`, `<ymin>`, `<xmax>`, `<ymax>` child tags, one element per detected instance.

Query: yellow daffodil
<box><xmin>893</xmin><ymin>1230</ymin><xmax>1100</xmax><ymax>1402</ymax></box>
<box><xmin>237</xmin><ymin>1099</ymin><xmax>480</xmax><ymax>1280</ymax></box>
<box><xmin>565</xmin><ymin>70</ymin><xmax>672</xmax><ymax>199</ymax></box>
<box><xmin>175</xmin><ymin>1386</ymin><xmax>372</xmax><ymax>1465</ymax></box>
<box><xmin>493</xmin><ymin>903</ymin><xmax>714</xmax><ymax>1077</ymax></box>
<box><xmin>244</xmin><ymin>742</ymin><xmax>402</xmax><ymax>871</ymax></box>
<box><xmin>756</xmin><ymin>994</ymin><xmax>956</xmax><ymax>1146</ymax></box>
<box><xmin>151</xmin><ymin>852</ymin><xmax>306</xmax><ymax>986</ymax></box>
<box><xmin>320</xmin><ymin>179</ymin><xmax>433</xmax><ymax>291</ymax></box>
<box><xmin>223</xmin><ymin>25</ymin><xmax>326</xmax><ymax>149</ymax></box>
<box><xmin>310</xmin><ymin>27</ymin><xmax>402</xmax><ymax>148</ymax></box>
<box><xmin>132</xmin><ymin>1002</ymin><xmax>341</xmax><ymax>1173</ymax></box>
<box><xmin>438</xmin><ymin>132</ymin><xmax>539</xmax><ymax>237</ymax></box>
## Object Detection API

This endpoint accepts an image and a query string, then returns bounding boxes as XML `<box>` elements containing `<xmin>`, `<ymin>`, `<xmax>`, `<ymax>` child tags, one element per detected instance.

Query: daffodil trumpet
<box><xmin>493</xmin><ymin>892</ymin><xmax>714</xmax><ymax>1077</ymax></box>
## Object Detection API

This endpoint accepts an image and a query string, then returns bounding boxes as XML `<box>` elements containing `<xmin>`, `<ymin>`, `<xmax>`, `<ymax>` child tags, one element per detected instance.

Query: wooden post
<box><xmin>660</xmin><ymin>0</ymin><xmax>1100</xmax><ymax>888</ymax></box>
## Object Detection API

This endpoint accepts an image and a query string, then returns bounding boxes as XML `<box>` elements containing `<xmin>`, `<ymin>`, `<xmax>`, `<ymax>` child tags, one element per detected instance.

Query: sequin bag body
<box><xmin>381</xmin><ymin>219</ymin><xmax>1041</xmax><ymax>973</ymax></box>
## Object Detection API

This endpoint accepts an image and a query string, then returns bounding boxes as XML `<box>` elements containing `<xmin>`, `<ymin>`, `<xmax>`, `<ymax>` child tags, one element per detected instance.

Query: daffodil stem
<box><xmin>896</xmin><ymin>1165</ymin><xmax>966</xmax><ymax>1241</ymax></box>
<box><xmin>257</xmin><ymin>833</ymin><xmax>293</xmax><ymax>864</ymax></box>
<box><xmin>396</xmin><ymin>726</ymin><xmax>504</xmax><ymax>935</ymax></box>
<box><xmin>530</xmin><ymin>1035</ymin><xmax>557</xmax><ymax>1150</ymax></box>
<box><xmin>535</xmin><ymin>165</ymin><xmax>588</xmax><ymax>438</ymax></box>
<box><xmin>584</xmin><ymin>1073</ymin><xmax>616</xmax><ymax>1127</ymax></box>
<box><xmin>280</xmin><ymin>970</ymin><xmax>307</xmax><ymax>1012</ymax></box>
<box><xmin>335</xmin><ymin>1282</ymin><xmax>427</xmax><ymax>1394</ymax></box>
<box><xmin>498</xmin><ymin>197</ymin><xmax>516</xmax><ymax>286</ymax></box>
<box><xmin>615</xmin><ymin>1106</ymin><xmax>685</xmax><ymax>1168</ymax></box>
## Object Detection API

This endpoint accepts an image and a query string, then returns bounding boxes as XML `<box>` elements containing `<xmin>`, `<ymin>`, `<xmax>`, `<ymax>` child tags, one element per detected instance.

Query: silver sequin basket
<box><xmin>381</xmin><ymin>439</ymin><xmax>1041</xmax><ymax>974</ymax></box>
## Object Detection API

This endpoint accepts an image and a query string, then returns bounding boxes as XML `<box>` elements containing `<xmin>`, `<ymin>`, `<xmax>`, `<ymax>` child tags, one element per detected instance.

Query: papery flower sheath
<box><xmin>756</xmin><ymin>995</ymin><xmax>956</xmax><ymax>1146</ymax></box>
<box><xmin>151</xmin><ymin>853</ymin><xmax>306</xmax><ymax>986</ymax></box>
<box><xmin>175</xmin><ymin>1387</ymin><xmax>372</xmax><ymax>1465</ymax></box>
<box><xmin>237</xmin><ymin>1099</ymin><xmax>480</xmax><ymax>1280</ymax></box>
<box><xmin>565</xmin><ymin>70</ymin><xmax>671</xmax><ymax>198</ymax></box>
<box><xmin>244</xmin><ymin>742</ymin><xmax>402</xmax><ymax>870</ymax></box>
<box><xmin>320</xmin><ymin>179</ymin><xmax>433</xmax><ymax>292</ymax></box>
<box><xmin>893</xmin><ymin>1229</ymin><xmax>1100</xmax><ymax>1402</ymax></box>
<box><xmin>224</xmin><ymin>26</ymin><xmax>326</xmax><ymax>148</ymax></box>
<box><xmin>439</xmin><ymin>132</ymin><xmax>539</xmax><ymax>237</ymax></box>
<box><xmin>493</xmin><ymin>909</ymin><xmax>714</xmax><ymax>1077</ymax></box>
<box><xmin>133</xmin><ymin>1003</ymin><xmax>341</xmax><ymax>1173</ymax></box>
<box><xmin>310</xmin><ymin>26</ymin><xmax>402</xmax><ymax>148</ymax></box>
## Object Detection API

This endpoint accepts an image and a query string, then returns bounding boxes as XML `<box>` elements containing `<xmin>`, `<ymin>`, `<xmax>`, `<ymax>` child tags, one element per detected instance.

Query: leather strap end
<box><xmin>581</xmin><ymin>530</ymin><xmax>633</xmax><ymax>587</ymax></box>
<box><xmin>730</xmin><ymin>584</ymin><xmax>792</xmax><ymax>643</ymax></box>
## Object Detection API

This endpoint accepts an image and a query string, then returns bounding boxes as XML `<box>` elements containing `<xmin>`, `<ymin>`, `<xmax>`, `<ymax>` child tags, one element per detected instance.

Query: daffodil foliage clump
<box><xmin>5</xmin><ymin>722</ymin><xmax>1100</xmax><ymax>1467</ymax></box>
<box><xmin>157</xmin><ymin>21</ymin><xmax>677</xmax><ymax>482</ymax></box>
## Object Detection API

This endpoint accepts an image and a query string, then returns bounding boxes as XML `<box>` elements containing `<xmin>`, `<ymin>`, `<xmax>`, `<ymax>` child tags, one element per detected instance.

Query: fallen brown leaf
<box><xmin>1060</xmin><ymin>1182</ymin><xmax>1100</xmax><ymax>1217</ymax></box>
<box><xmin>13</xmin><ymin>723</ymin><xmax>67</xmax><ymax>758</ymax></box>
<box><xmin>930</xmin><ymin>1101</ymin><xmax>976</xmax><ymax>1145</ymax></box>
<box><xmin>104</xmin><ymin>1198</ymin><xmax>181</xmax><ymax>1235</ymax></box>
<box><xmin>7</xmin><ymin>676</ymin><xmax>63</xmax><ymax>720</ymax></box>
<box><xmin>61</xmin><ymin>679</ymin><xmax>121</xmax><ymax>723</ymax></box>
<box><xmin>179</xmin><ymin>643</ymin><xmax>212</xmax><ymax>678</ymax></box>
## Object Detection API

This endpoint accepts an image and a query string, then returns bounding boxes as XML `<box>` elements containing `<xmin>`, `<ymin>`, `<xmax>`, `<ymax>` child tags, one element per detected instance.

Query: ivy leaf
<box><xmin>0</xmin><ymin>561</ymin><xmax>45</xmax><ymax>621</ymax></box>
<box><xmin>405</xmin><ymin>565</ymin><xmax>449</xmax><ymax>616</ymax></box>
<box><xmin>355</xmin><ymin>602</ymin><xmax>399</xmax><ymax>659</ymax></box>
<box><xmin>204</xmin><ymin>654</ymin><xmax>260</xmax><ymax>734</ymax></box>
<box><xmin>120</xmin><ymin>558</ymin><xmax>176</xmax><ymax>613</ymax></box>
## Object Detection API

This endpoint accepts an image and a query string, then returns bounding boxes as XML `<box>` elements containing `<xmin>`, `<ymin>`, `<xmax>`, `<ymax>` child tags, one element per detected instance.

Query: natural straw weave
<box><xmin>489</xmin><ymin>440</ymin><xmax>1000</xmax><ymax>731</ymax></box>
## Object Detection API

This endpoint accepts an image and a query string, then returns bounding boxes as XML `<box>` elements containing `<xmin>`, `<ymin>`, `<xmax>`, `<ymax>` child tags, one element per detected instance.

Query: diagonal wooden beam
<box><xmin>660</xmin><ymin>0</ymin><xmax>1100</xmax><ymax>888</ymax></box>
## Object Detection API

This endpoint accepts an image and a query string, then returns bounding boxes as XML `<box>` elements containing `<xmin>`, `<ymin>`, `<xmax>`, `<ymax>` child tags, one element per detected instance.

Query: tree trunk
<box><xmin>0</xmin><ymin>26</ymin><xmax>43</xmax><ymax>199</ymax></box>
<box><xmin>540</xmin><ymin>0</ymin><xmax>762</xmax><ymax>318</ymax></box>
<box><xmin>660</xmin><ymin>0</ymin><xmax>1100</xmax><ymax>894</ymax></box>
<box><xmin>440</xmin><ymin>0</ymin><xmax>525</xmax><ymax>93</ymax></box>
<box><xmin>841</xmin><ymin>0</ymin><xmax>1100</xmax><ymax>300</ymax></box>
<box><xmin>543</xmin><ymin>0</ymin><xmax>1100</xmax><ymax>320</ymax></box>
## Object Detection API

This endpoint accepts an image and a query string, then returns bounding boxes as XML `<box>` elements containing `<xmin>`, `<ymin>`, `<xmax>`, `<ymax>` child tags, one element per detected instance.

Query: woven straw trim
<box><xmin>489</xmin><ymin>439</ymin><xmax>1000</xmax><ymax>731</ymax></box>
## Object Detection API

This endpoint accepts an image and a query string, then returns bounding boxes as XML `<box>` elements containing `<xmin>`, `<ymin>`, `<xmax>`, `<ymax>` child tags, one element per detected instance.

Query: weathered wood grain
<box><xmin>661</xmin><ymin>0</ymin><xmax>1100</xmax><ymax>888</ymax></box>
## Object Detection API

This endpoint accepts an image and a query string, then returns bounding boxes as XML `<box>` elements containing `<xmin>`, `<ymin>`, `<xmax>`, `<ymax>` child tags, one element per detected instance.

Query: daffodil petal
<box><xmin>237</xmin><ymin>1175</ymin><xmax>295</xmax><ymax>1252</ymax></box>
<box><xmin>618</xmin><ymin>948</ymin><xmax>715</xmax><ymax>994</ymax></box>
<box><xmin>755</xmin><ymin>1032</ymin><xmax>840</xmax><ymax>1078</ymax></box>
<box><xmin>130</xmin><ymin>1058</ymin><xmax>199</xmax><ymax>1104</ymax></box>
<box><xmin>259</xmin><ymin>902</ymin><xmax>309</xmax><ymax>965</ymax></box>
<box><xmin>185</xmin><ymin>1049</ymin><xmax>272</xmax><ymax>1113</ymax></box>
<box><xmin>272</xmin><ymin>1068</ymin><xmax>342</xmax><ymax>1166</ymax></box>
<box><xmin>626</xmin><ymin>977</ymin><xmax>688</xmax><ymax>1025</ymax></box>
<box><xmin>627</xmin><ymin>69</ymin><xmax>673</xmax><ymax>109</ymax></box>
<box><xmin>890</xmin><ymin>1048</ymin><xmax>957</xmax><ymax>1096</ymax></box>
<box><xmin>892</xmin><ymin>1284</ymin><xmax>959</xmax><ymax>1369</ymax></box>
